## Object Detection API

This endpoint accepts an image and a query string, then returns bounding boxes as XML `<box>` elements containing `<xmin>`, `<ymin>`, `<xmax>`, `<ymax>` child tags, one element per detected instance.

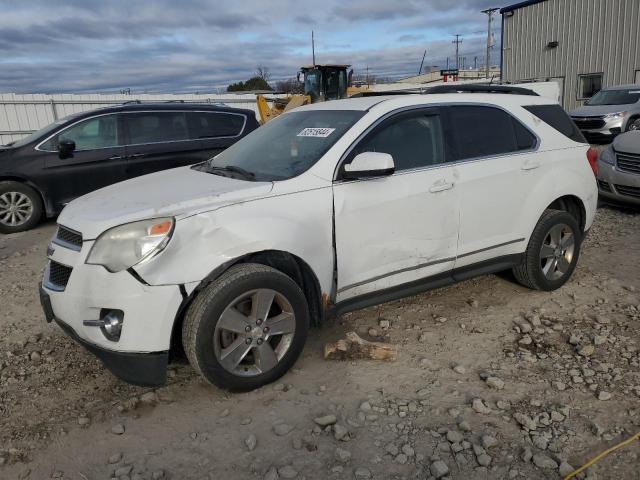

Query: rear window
<box><xmin>186</xmin><ymin>111</ymin><xmax>245</xmax><ymax>139</ymax></box>
<box><xmin>523</xmin><ymin>105</ymin><xmax>586</xmax><ymax>143</ymax></box>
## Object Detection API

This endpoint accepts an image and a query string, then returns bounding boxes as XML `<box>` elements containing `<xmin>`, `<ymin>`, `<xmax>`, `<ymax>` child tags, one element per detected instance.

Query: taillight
<box><xmin>586</xmin><ymin>147</ymin><xmax>599</xmax><ymax>176</ymax></box>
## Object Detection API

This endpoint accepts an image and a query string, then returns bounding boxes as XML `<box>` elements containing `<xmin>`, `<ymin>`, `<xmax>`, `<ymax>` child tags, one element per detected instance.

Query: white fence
<box><xmin>0</xmin><ymin>92</ymin><xmax>276</xmax><ymax>145</ymax></box>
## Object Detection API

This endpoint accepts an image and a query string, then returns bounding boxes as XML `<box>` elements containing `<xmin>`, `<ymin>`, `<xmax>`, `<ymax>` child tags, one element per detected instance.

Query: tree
<box><xmin>275</xmin><ymin>77</ymin><xmax>303</xmax><ymax>94</ymax></box>
<box><xmin>226</xmin><ymin>76</ymin><xmax>272</xmax><ymax>92</ymax></box>
<box><xmin>255</xmin><ymin>65</ymin><xmax>271</xmax><ymax>83</ymax></box>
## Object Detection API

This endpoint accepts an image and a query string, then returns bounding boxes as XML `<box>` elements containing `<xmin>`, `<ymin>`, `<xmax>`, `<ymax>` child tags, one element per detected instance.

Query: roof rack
<box><xmin>351</xmin><ymin>84</ymin><xmax>539</xmax><ymax>98</ymax></box>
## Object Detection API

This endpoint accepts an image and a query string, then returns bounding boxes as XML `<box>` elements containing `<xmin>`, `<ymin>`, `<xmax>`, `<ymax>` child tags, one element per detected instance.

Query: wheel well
<box><xmin>169</xmin><ymin>250</ymin><xmax>325</xmax><ymax>360</ymax></box>
<box><xmin>547</xmin><ymin>195</ymin><xmax>586</xmax><ymax>232</ymax></box>
<box><xmin>0</xmin><ymin>176</ymin><xmax>48</xmax><ymax>216</ymax></box>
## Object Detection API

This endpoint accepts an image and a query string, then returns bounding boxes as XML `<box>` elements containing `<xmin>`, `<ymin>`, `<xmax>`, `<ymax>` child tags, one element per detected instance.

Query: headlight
<box><xmin>86</xmin><ymin>218</ymin><xmax>174</xmax><ymax>272</ymax></box>
<box><xmin>603</xmin><ymin>111</ymin><xmax>627</xmax><ymax>119</ymax></box>
<box><xmin>600</xmin><ymin>146</ymin><xmax>615</xmax><ymax>165</ymax></box>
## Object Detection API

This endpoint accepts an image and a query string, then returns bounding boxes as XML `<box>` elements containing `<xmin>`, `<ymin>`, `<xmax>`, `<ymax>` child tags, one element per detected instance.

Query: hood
<box><xmin>58</xmin><ymin>166</ymin><xmax>273</xmax><ymax>239</ymax></box>
<box><xmin>612</xmin><ymin>130</ymin><xmax>640</xmax><ymax>154</ymax></box>
<box><xmin>569</xmin><ymin>104</ymin><xmax>636</xmax><ymax>117</ymax></box>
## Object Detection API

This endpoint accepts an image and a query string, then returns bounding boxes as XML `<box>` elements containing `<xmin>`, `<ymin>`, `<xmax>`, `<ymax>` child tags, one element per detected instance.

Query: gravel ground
<box><xmin>0</xmin><ymin>206</ymin><xmax>639</xmax><ymax>480</ymax></box>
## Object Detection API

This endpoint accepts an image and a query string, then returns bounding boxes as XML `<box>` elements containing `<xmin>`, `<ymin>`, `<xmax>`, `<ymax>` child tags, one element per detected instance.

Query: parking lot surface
<box><xmin>0</xmin><ymin>207</ymin><xmax>639</xmax><ymax>479</ymax></box>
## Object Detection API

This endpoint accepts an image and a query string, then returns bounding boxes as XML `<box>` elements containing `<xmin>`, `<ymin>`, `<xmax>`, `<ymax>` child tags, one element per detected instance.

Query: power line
<box><xmin>481</xmin><ymin>8</ymin><xmax>499</xmax><ymax>78</ymax></box>
<box><xmin>452</xmin><ymin>34</ymin><xmax>463</xmax><ymax>70</ymax></box>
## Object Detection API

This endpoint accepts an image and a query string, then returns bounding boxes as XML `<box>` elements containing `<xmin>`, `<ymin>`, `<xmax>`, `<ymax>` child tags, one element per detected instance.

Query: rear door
<box><xmin>123</xmin><ymin>110</ymin><xmax>248</xmax><ymax>179</ymax></box>
<box><xmin>41</xmin><ymin>113</ymin><xmax>127</xmax><ymax>208</ymax></box>
<box><xmin>443</xmin><ymin>105</ymin><xmax>542</xmax><ymax>269</ymax></box>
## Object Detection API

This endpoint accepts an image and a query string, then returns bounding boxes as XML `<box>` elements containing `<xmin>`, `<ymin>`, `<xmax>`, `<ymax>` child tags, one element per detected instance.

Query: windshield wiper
<box><xmin>206</xmin><ymin>165</ymin><xmax>256</xmax><ymax>180</ymax></box>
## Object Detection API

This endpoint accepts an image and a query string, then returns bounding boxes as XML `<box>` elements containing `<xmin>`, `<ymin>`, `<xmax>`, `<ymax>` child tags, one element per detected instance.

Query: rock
<box><xmin>533</xmin><ymin>453</ymin><xmax>558</xmax><ymax>469</ymax></box>
<box><xmin>513</xmin><ymin>413</ymin><xmax>537</xmax><ymax>431</ymax></box>
<box><xmin>108</xmin><ymin>452</ymin><xmax>122</xmax><ymax>464</ymax></box>
<box><xmin>245</xmin><ymin>434</ymin><xmax>257</xmax><ymax>451</ymax></box>
<box><xmin>577</xmin><ymin>344</ymin><xmax>595</xmax><ymax>357</ymax></box>
<box><xmin>472</xmin><ymin>398</ymin><xmax>491</xmax><ymax>414</ymax></box>
<box><xmin>30</xmin><ymin>351</ymin><xmax>41</xmax><ymax>362</ymax></box>
<box><xmin>521</xmin><ymin>447</ymin><xmax>533</xmax><ymax>462</ymax></box>
<box><xmin>430</xmin><ymin>460</ymin><xmax>449</xmax><ymax>478</ymax></box>
<box><xmin>140</xmin><ymin>391</ymin><xmax>158</xmax><ymax>405</ymax></box>
<box><xmin>111</xmin><ymin>424</ymin><xmax>125</xmax><ymax>435</ymax></box>
<box><xmin>264</xmin><ymin>466</ymin><xmax>279</xmax><ymax>480</ymax></box>
<box><xmin>278</xmin><ymin>465</ymin><xmax>297</xmax><ymax>479</ymax></box>
<box><xmin>359</xmin><ymin>401</ymin><xmax>372</xmax><ymax>411</ymax></box>
<box><xmin>273</xmin><ymin>423</ymin><xmax>294</xmax><ymax>436</ymax></box>
<box><xmin>220</xmin><ymin>408</ymin><xmax>230</xmax><ymax>417</ymax></box>
<box><xmin>446</xmin><ymin>430</ymin><xmax>463</xmax><ymax>443</ymax></box>
<box><xmin>333</xmin><ymin>424</ymin><xmax>349</xmax><ymax>441</ymax></box>
<box><xmin>485</xmin><ymin>377</ymin><xmax>505</xmax><ymax>390</ymax></box>
<box><xmin>598</xmin><ymin>391</ymin><xmax>612</xmax><ymax>401</ymax></box>
<box><xmin>453</xmin><ymin>365</ymin><xmax>466</xmax><ymax>374</ymax></box>
<box><xmin>481</xmin><ymin>435</ymin><xmax>498</xmax><ymax>449</ymax></box>
<box><xmin>532</xmin><ymin>436</ymin><xmax>548</xmax><ymax>450</ymax></box>
<box><xmin>519</xmin><ymin>335</ymin><xmax>533</xmax><ymax>345</ymax></box>
<box><xmin>241</xmin><ymin>417</ymin><xmax>252</xmax><ymax>425</ymax></box>
<box><xmin>77</xmin><ymin>416</ymin><xmax>90</xmax><ymax>426</ymax></box>
<box><xmin>401</xmin><ymin>444</ymin><xmax>415</xmax><ymax>457</ymax></box>
<box><xmin>354</xmin><ymin>467</ymin><xmax>372</xmax><ymax>479</ymax></box>
<box><xmin>151</xmin><ymin>471</ymin><xmax>165</xmax><ymax>480</ymax></box>
<box><xmin>314</xmin><ymin>414</ymin><xmax>337</xmax><ymax>427</ymax></box>
<box><xmin>553</xmin><ymin>381</ymin><xmax>566</xmax><ymax>391</ymax></box>
<box><xmin>114</xmin><ymin>465</ymin><xmax>133</xmax><ymax>477</ymax></box>
<box><xmin>335</xmin><ymin>447</ymin><xmax>351</xmax><ymax>463</ymax></box>
<box><xmin>459</xmin><ymin>420</ymin><xmax>472</xmax><ymax>432</ymax></box>
<box><xmin>559</xmin><ymin>461</ymin><xmax>575</xmax><ymax>477</ymax></box>
<box><xmin>476</xmin><ymin>454</ymin><xmax>492</xmax><ymax>466</ymax></box>
<box><xmin>593</xmin><ymin>335</ymin><xmax>607</xmax><ymax>346</ymax></box>
<box><xmin>379</xmin><ymin>319</ymin><xmax>390</xmax><ymax>329</ymax></box>
<box><xmin>395</xmin><ymin>453</ymin><xmax>408</xmax><ymax>464</ymax></box>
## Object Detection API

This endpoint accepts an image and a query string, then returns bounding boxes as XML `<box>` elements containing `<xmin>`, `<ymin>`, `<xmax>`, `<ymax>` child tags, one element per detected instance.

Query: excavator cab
<box><xmin>298</xmin><ymin>65</ymin><xmax>352</xmax><ymax>102</ymax></box>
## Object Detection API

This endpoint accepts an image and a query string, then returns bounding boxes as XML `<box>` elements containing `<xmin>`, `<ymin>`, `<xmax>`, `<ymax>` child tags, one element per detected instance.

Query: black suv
<box><xmin>0</xmin><ymin>102</ymin><xmax>259</xmax><ymax>233</ymax></box>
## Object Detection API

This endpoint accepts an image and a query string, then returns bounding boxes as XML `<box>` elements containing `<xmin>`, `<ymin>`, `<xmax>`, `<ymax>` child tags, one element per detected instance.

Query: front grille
<box><xmin>616</xmin><ymin>151</ymin><xmax>640</xmax><ymax>175</ymax></box>
<box><xmin>46</xmin><ymin>261</ymin><xmax>73</xmax><ymax>291</ymax></box>
<box><xmin>572</xmin><ymin>116</ymin><xmax>605</xmax><ymax>130</ymax></box>
<box><xmin>597</xmin><ymin>180</ymin><xmax>612</xmax><ymax>192</ymax></box>
<box><xmin>54</xmin><ymin>225</ymin><xmax>83</xmax><ymax>250</ymax></box>
<box><xmin>615</xmin><ymin>184</ymin><xmax>640</xmax><ymax>198</ymax></box>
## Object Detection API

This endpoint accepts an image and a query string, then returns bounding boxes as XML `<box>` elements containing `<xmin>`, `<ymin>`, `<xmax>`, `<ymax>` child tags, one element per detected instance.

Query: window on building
<box><xmin>444</xmin><ymin>106</ymin><xmax>536</xmax><ymax>161</ymax></box>
<box><xmin>578</xmin><ymin>73</ymin><xmax>603</xmax><ymax>100</ymax></box>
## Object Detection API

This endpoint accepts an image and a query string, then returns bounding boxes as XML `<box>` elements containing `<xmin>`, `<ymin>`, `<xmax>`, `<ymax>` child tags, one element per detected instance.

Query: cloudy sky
<box><xmin>0</xmin><ymin>0</ymin><xmax>503</xmax><ymax>93</ymax></box>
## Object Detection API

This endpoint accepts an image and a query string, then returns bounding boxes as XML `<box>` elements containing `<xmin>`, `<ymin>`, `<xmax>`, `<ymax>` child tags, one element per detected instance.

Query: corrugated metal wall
<box><xmin>502</xmin><ymin>0</ymin><xmax>640</xmax><ymax>110</ymax></box>
<box><xmin>0</xmin><ymin>93</ymin><xmax>279</xmax><ymax>145</ymax></box>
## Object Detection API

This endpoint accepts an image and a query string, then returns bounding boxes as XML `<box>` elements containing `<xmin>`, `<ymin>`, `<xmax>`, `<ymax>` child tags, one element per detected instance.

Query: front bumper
<box><xmin>41</xmin><ymin>236</ymin><xmax>187</xmax><ymax>386</ymax></box>
<box><xmin>572</xmin><ymin>116</ymin><xmax>623</xmax><ymax>144</ymax></box>
<box><xmin>597</xmin><ymin>160</ymin><xmax>640</xmax><ymax>206</ymax></box>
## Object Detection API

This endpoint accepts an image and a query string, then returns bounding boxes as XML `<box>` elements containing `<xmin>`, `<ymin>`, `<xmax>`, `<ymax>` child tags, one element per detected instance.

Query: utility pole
<box><xmin>482</xmin><ymin>8</ymin><xmax>499</xmax><ymax>78</ymax></box>
<box><xmin>452</xmin><ymin>34</ymin><xmax>463</xmax><ymax>70</ymax></box>
<box><xmin>311</xmin><ymin>30</ymin><xmax>316</xmax><ymax>66</ymax></box>
<box><xmin>418</xmin><ymin>49</ymin><xmax>427</xmax><ymax>75</ymax></box>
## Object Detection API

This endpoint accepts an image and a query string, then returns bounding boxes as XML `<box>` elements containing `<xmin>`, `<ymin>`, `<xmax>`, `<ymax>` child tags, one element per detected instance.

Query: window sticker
<box><xmin>297</xmin><ymin>127</ymin><xmax>336</xmax><ymax>138</ymax></box>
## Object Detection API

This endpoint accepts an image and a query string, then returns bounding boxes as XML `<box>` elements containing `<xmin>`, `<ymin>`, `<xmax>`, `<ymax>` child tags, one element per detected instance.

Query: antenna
<box><xmin>418</xmin><ymin>49</ymin><xmax>427</xmax><ymax>75</ymax></box>
<box><xmin>312</xmin><ymin>30</ymin><xmax>316</xmax><ymax>66</ymax></box>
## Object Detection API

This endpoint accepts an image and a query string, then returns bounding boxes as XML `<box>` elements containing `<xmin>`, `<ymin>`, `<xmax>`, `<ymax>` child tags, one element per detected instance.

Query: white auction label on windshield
<box><xmin>297</xmin><ymin>127</ymin><xmax>336</xmax><ymax>138</ymax></box>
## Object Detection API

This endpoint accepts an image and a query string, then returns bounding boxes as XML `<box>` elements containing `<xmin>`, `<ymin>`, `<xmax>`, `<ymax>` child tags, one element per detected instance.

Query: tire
<box><xmin>0</xmin><ymin>181</ymin><xmax>43</xmax><ymax>234</ymax></box>
<box><xmin>626</xmin><ymin>117</ymin><xmax>640</xmax><ymax>132</ymax></box>
<box><xmin>513</xmin><ymin>209</ymin><xmax>582</xmax><ymax>291</ymax></box>
<box><xmin>182</xmin><ymin>263</ymin><xmax>310</xmax><ymax>391</ymax></box>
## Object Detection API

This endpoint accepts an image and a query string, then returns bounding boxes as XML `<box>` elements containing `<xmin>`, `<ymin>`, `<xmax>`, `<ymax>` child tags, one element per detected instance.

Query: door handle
<box><xmin>522</xmin><ymin>161</ymin><xmax>541</xmax><ymax>170</ymax></box>
<box><xmin>429</xmin><ymin>181</ymin><xmax>454</xmax><ymax>193</ymax></box>
<box><xmin>128</xmin><ymin>153</ymin><xmax>146</xmax><ymax>158</ymax></box>
<box><xmin>108</xmin><ymin>155</ymin><xmax>123</xmax><ymax>160</ymax></box>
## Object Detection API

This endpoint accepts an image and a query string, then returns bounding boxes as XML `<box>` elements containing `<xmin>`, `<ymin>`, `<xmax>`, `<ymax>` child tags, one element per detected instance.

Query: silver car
<box><xmin>570</xmin><ymin>84</ymin><xmax>640</xmax><ymax>144</ymax></box>
<box><xmin>597</xmin><ymin>131</ymin><xmax>640</xmax><ymax>206</ymax></box>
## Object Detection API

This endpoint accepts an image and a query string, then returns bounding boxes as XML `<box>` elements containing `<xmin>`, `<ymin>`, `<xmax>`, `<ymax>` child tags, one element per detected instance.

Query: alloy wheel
<box><xmin>0</xmin><ymin>192</ymin><xmax>33</xmax><ymax>227</ymax></box>
<box><xmin>539</xmin><ymin>223</ymin><xmax>575</xmax><ymax>280</ymax></box>
<box><xmin>213</xmin><ymin>289</ymin><xmax>296</xmax><ymax>377</ymax></box>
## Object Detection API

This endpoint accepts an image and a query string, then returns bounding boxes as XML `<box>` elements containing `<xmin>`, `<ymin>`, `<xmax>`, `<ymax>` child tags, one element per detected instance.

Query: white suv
<box><xmin>40</xmin><ymin>93</ymin><xmax>598</xmax><ymax>391</ymax></box>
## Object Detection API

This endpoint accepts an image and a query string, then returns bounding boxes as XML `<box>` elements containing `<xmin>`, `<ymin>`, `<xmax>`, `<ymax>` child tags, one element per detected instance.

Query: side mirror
<box><xmin>343</xmin><ymin>152</ymin><xmax>395</xmax><ymax>180</ymax></box>
<box><xmin>58</xmin><ymin>139</ymin><xmax>76</xmax><ymax>159</ymax></box>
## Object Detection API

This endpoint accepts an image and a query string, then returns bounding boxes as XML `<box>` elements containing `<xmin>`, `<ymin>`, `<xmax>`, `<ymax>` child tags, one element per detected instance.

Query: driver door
<box><xmin>42</xmin><ymin>114</ymin><xmax>127</xmax><ymax>209</ymax></box>
<box><xmin>333</xmin><ymin>108</ymin><xmax>459</xmax><ymax>302</ymax></box>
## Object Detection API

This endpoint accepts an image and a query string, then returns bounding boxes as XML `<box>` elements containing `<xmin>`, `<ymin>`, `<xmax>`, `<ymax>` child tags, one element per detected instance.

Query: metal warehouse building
<box><xmin>500</xmin><ymin>0</ymin><xmax>640</xmax><ymax>110</ymax></box>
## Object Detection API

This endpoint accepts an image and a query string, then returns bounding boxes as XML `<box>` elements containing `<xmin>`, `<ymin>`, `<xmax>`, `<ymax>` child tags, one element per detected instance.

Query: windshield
<box><xmin>195</xmin><ymin>110</ymin><xmax>364</xmax><ymax>181</ymax></box>
<box><xmin>586</xmin><ymin>89</ymin><xmax>640</xmax><ymax>106</ymax></box>
<box><xmin>7</xmin><ymin>113</ymin><xmax>82</xmax><ymax>148</ymax></box>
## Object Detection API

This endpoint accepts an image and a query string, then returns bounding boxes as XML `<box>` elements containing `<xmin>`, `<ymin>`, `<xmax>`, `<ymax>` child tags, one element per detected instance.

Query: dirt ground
<box><xmin>0</xmin><ymin>206</ymin><xmax>639</xmax><ymax>480</ymax></box>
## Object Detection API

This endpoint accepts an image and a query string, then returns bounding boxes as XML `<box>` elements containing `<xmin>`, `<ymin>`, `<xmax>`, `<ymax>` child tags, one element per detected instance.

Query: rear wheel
<box><xmin>513</xmin><ymin>210</ymin><xmax>581</xmax><ymax>291</ymax></box>
<box><xmin>182</xmin><ymin>263</ymin><xmax>309</xmax><ymax>391</ymax></box>
<box><xmin>0</xmin><ymin>181</ymin><xmax>43</xmax><ymax>234</ymax></box>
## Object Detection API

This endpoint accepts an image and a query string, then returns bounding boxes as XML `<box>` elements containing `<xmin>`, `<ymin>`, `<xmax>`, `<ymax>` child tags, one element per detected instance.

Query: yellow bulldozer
<box><xmin>256</xmin><ymin>64</ymin><xmax>368</xmax><ymax>123</ymax></box>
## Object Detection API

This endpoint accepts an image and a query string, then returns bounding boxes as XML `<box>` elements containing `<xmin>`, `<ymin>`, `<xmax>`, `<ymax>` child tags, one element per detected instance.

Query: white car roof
<box><xmin>296</xmin><ymin>93</ymin><xmax>558</xmax><ymax>114</ymax></box>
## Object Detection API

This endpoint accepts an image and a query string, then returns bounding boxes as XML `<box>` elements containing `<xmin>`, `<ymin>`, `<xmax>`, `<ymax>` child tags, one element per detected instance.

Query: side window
<box><xmin>352</xmin><ymin>112</ymin><xmax>444</xmax><ymax>171</ymax></box>
<box><xmin>124</xmin><ymin>112</ymin><xmax>188</xmax><ymax>145</ymax></box>
<box><xmin>47</xmin><ymin>115</ymin><xmax>120</xmax><ymax>151</ymax></box>
<box><xmin>524</xmin><ymin>104</ymin><xmax>586</xmax><ymax>143</ymax></box>
<box><xmin>445</xmin><ymin>106</ymin><xmax>535</xmax><ymax>161</ymax></box>
<box><xmin>186</xmin><ymin>112</ymin><xmax>245</xmax><ymax>139</ymax></box>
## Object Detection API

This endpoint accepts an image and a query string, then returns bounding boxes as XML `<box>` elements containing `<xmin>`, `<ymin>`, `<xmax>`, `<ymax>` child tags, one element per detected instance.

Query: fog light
<box><xmin>83</xmin><ymin>309</ymin><xmax>124</xmax><ymax>342</ymax></box>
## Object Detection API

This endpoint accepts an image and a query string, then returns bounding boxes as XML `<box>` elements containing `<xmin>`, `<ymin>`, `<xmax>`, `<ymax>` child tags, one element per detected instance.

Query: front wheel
<box><xmin>626</xmin><ymin>117</ymin><xmax>640</xmax><ymax>131</ymax></box>
<box><xmin>0</xmin><ymin>181</ymin><xmax>43</xmax><ymax>234</ymax></box>
<box><xmin>513</xmin><ymin>210</ymin><xmax>582</xmax><ymax>291</ymax></box>
<box><xmin>182</xmin><ymin>263</ymin><xmax>309</xmax><ymax>391</ymax></box>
